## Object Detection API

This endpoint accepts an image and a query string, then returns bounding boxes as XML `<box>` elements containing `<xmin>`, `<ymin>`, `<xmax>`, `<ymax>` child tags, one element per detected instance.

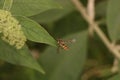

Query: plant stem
<box><xmin>87</xmin><ymin>0</ymin><xmax>95</xmax><ymax>36</ymax></box>
<box><xmin>3</xmin><ymin>0</ymin><xmax>13</xmax><ymax>11</ymax></box>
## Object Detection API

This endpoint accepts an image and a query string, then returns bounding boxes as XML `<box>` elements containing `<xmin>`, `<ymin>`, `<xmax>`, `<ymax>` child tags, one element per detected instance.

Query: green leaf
<box><xmin>30</xmin><ymin>9</ymin><xmax>73</xmax><ymax>23</ymax></box>
<box><xmin>107</xmin><ymin>0</ymin><xmax>120</xmax><ymax>41</ymax></box>
<box><xmin>96</xmin><ymin>1</ymin><xmax>107</xmax><ymax>17</ymax></box>
<box><xmin>15</xmin><ymin>16</ymin><xmax>57</xmax><ymax>47</ymax></box>
<box><xmin>0</xmin><ymin>0</ymin><xmax>5</xmax><ymax>9</ymax></box>
<box><xmin>38</xmin><ymin>30</ymin><xmax>88</xmax><ymax>80</ymax></box>
<box><xmin>53</xmin><ymin>11</ymin><xmax>87</xmax><ymax>38</ymax></box>
<box><xmin>30</xmin><ymin>0</ymin><xmax>75</xmax><ymax>23</ymax></box>
<box><xmin>10</xmin><ymin>0</ymin><xmax>61</xmax><ymax>16</ymax></box>
<box><xmin>0</xmin><ymin>39</ymin><xmax>45</xmax><ymax>74</ymax></box>
<box><xmin>109</xmin><ymin>73</ymin><xmax>120</xmax><ymax>80</ymax></box>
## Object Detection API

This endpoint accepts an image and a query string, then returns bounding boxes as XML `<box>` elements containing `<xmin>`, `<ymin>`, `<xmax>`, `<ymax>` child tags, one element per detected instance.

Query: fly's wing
<box><xmin>63</xmin><ymin>38</ymin><xmax>76</xmax><ymax>43</ymax></box>
<box><xmin>56</xmin><ymin>38</ymin><xmax>76</xmax><ymax>53</ymax></box>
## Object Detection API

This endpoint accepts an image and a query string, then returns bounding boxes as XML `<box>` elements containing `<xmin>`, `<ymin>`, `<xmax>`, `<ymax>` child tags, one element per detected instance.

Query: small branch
<box><xmin>87</xmin><ymin>0</ymin><xmax>95</xmax><ymax>36</ymax></box>
<box><xmin>71</xmin><ymin>0</ymin><xmax>120</xmax><ymax>59</ymax></box>
<box><xmin>3</xmin><ymin>0</ymin><xmax>13</xmax><ymax>11</ymax></box>
<box><xmin>115</xmin><ymin>45</ymin><xmax>120</xmax><ymax>52</ymax></box>
<box><xmin>111</xmin><ymin>58</ymin><xmax>119</xmax><ymax>73</ymax></box>
<box><xmin>87</xmin><ymin>0</ymin><xmax>95</xmax><ymax>20</ymax></box>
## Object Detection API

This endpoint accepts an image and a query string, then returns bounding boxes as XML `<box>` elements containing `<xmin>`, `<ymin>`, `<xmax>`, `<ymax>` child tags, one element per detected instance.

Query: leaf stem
<box><xmin>3</xmin><ymin>0</ymin><xmax>13</xmax><ymax>11</ymax></box>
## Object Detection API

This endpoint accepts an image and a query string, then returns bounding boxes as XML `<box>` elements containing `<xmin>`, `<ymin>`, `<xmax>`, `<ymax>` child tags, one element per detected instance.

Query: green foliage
<box><xmin>10</xmin><ymin>31</ymin><xmax>87</xmax><ymax>80</ymax></box>
<box><xmin>53</xmin><ymin>11</ymin><xmax>87</xmax><ymax>37</ymax></box>
<box><xmin>107</xmin><ymin>0</ymin><xmax>120</xmax><ymax>41</ymax></box>
<box><xmin>30</xmin><ymin>0</ymin><xmax>74</xmax><ymax>23</ymax></box>
<box><xmin>39</xmin><ymin>31</ymin><xmax>88</xmax><ymax>80</ymax></box>
<box><xmin>0</xmin><ymin>39</ymin><xmax>45</xmax><ymax>74</ymax></box>
<box><xmin>109</xmin><ymin>74</ymin><xmax>120</xmax><ymax>80</ymax></box>
<box><xmin>16</xmin><ymin>16</ymin><xmax>57</xmax><ymax>47</ymax></box>
<box><xmin>0</xmin><ymin>0</ymin><xmax>58</xmax><ymax>74</ymax></box>
<box><xmin>0</xmin><ymin>0</ymin><xmax>120</xmax><ymax>80</ymax></box>
<box><xmin>10</xmin><ymin>0</ymin><xmax>61</xmax><ymax>16</ymax></box>
<box><xmin>0</xmin><ymin>0</ymin><xmax>4</xmax><ymax>9</ymax></box>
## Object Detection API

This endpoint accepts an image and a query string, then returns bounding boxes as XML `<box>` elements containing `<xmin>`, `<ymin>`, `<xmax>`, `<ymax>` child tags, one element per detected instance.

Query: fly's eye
<box><xmin>62</xmin><ymin>43</ymin><xmax>65</xmax><ymax>46</ymax></box>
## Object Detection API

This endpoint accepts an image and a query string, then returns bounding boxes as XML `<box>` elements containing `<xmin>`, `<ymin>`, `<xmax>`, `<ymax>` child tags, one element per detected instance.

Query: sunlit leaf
<box><xmin>15</xmin><ymin>16</ymin><xmax>57</xmax><ymax>47</ymax></box>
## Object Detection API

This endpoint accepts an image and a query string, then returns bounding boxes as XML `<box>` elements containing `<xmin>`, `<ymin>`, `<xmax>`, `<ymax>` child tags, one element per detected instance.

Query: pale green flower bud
<box><xmin>0</xmin><ymin>10</ymin><xmax>26</xmax><ymax>49</ymax></box>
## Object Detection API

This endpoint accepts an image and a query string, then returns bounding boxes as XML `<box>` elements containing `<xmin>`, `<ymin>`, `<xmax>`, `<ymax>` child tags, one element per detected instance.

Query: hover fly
<box><xmin>57</xmin><ymin>38</ymin><xmax>76</xmax><ymax>52</ymax></box>
<box><xmin>57</xmin><ymin>39</ymin><xmax>69</xmax><ymax>50</ymax></box>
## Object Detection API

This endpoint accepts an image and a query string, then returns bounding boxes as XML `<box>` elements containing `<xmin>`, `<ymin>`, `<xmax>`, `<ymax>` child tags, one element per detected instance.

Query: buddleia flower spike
<box><xmin>0</xmin><ymin>10</ymin><xmax>26</xmax><ymax>49</ymax></box>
